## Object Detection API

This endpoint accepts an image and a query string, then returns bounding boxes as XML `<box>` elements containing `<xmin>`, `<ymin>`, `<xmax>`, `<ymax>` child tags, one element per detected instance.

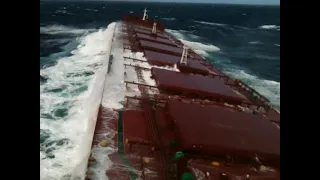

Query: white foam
<box><xmin>123</xmin><ymin>51</ymin><xmax>149</xmax><ymax>96</ymax></box>
<box><xmin>40</xmin><ymin>25</ymin><xmax>95</xmax><ymax>35</ymax></box>
<box><xmin>142</xmin><ymin>70</ymin><xmax>155</xmax><ymax>86</ymax></box>
<box><xmin>249</xmin><ymin>41</ymin><xmax>263</xmax><ymax>45</ymax></box>
<box><xmin>188</xmin><ymin>34</ymin><xmax>201</xmax><ymax>40</ymax></box>
<box><xmin>193</xmin><ymin>20</ymin><xmax>226</xmax><ymax>26</ymax></box>
<box><xmin>85</xmin><ymin>8</ymin><xmax>98</xmax><ymax>12</ymax></box>
<box><xmin>259</xmin><ymin>25</ymin><xmax>280</xmax><ymax>30</ymax></box>
<box><xmin>274</xmin><ymin>44</ymin><xmax>280</xmax><ymax>47</ymax></box>
<box><xmin>180</xmin><ymin>39</ymin><xmax>220</xmax><ymax>57</ymax></box>
<box><xmin>166</xmin><ymin>29</ymin><xmax>221</xmax><ymax>57</ymax></box>
<box><xmin>40</xmin><ymin>22</ymin><xmax>116</xmax><ymax>180</ymax></box>
<box><xmin>165</xmin><ymin>29</ymin><xmax>185</xmax><ymax>39</ymax></box>
<box><xmin>101</xmin><ymin>24</ymin><xmax>127</xmax><ymax>109</ymax></box>
<box><xmin>226</xmin><ymin>69</ymin><xmax>280</xmax><ymax>109</ymax></box>
<box><xmin>55</xmin><ymin>9</ymin><xmax>74</xmax><ymax>15</ymax></box>
<box><xmin>142</xmin><ymin>70</ymin><xmax>159</xmax><ymax>95</ymax></box>
<box><xmin>152</xmin><ymin>64</ymin><xmax>179</xmax><ymax>72</ymax></box>
<box><xmin>124</xmin><ymin>50</ymin><xmax>147</xmax><ymax>61</ymax></box>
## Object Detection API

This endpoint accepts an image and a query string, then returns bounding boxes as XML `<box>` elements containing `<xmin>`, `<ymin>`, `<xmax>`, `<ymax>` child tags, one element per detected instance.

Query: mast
<box><xmin>152</xmin><ymin>22</ymin><xmax>157</xmax><ymax>34</ymax></box>
<box><xmin>142</xmin><ymin>8</ymin><xmax>148</xmax><ymax>21</ymax></box>
<box><xmin>180</xmin><ymin>45</ymin><xmax>189</xmax><ymax>65</ymax></box>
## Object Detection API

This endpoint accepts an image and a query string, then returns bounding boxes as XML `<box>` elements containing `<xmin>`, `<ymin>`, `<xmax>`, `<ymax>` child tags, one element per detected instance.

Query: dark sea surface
<box><xmin>40</xmin><ymin>1</ymin><xmax>280</xmax><ymax>179</ymax></box>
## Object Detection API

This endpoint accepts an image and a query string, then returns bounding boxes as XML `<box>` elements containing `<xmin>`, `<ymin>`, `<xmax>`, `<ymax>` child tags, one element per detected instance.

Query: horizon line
<box><xmin>40</xmin><ymin>0</ymin><xmax>280</xmax><ymax>6</ymax></box>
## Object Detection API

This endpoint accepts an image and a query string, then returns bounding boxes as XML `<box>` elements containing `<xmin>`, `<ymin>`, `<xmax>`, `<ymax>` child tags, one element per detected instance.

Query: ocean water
<box><xmin>40</xmin><ymin>1</ymin><xmax>280</xmax><ymax>179</ymax></box>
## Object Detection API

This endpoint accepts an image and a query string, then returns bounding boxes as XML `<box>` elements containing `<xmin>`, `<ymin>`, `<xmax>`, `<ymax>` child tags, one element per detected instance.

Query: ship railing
<box><xmin>124</xmin><ymin>63</ymin><xmax>229</xmax><ymax>82</ymax></box>
<box><xmin>236</xmin><ymin>80</ymin><xmax>269</xmax><ymax>102</ymax></box>
<box><xmin>124</xmin><ymin>64</ymin><xmax>150</xmax><ymax>71</ymax></box>
<box><xmin>124</xmin><ymin>94</ymin><xmax>253</xmax><ymax>114</ymax></box>
<box><xmin>225</xmin><ymin>79</ymin><xmax>279</xmax><ymax>112</ymax></box>
<box><xmin>124</xmin><ymin>94</ymin><xmax>166</xmax><ymax>108</ymax></box>
<box><xmin>123</xmin><ymin>80</ymin><xmax>258</xmax><ymax>107</ymax></box>
<box><xmin>124</xmin><ymin>56</ymin><xmax>148</xmax><ymax>63</ymax></box>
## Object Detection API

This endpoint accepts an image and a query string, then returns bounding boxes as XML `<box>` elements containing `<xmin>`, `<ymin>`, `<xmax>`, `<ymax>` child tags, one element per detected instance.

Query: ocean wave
<box><xmin>40</xmin><ymin>22</ymin><xmax>116</xmax><ymax>180</ymax></box>
<box><xmin>181</xmin><ymin>39</ymin><xmax>220</xmax><ymax>52</ymax></box>
<box><xmin>249</xmin><ymin>41</ymin><xmax>263</xmax><ymax>45</ymax></box>
<box><xmin>274</xmin><ymin>44</ymin><xmax>280</xmax><ymax>47</ymax></box>
<box><xmin>259</xmin><ymin>25</ymin><xmax>280</xmax><ymax>30</ymax></box>
<box><xmin>232</xmin><ymin>25</ymin><xmax>250</xmax><ymax>30</ymax></box>
<box><xmin>55</xmin><ymin>7</ymin><xmax>73</xmax><ymax>15</ymax></box>
<box><xmin>85</xmin><ymin>8</ymin><xmax>98</xmax><ymax>12</ymax></box>
<box><xmin>193</xmin><ymin>20</ymin><xmax>226</xmax><ymax>26</ymax></box>
<box><xmin>165</xmin><ymin>29</ymin><xmax>185</xmax><ymax>39</ymax></box>
<box><xmin>166</xmin><ymin>29</ymin><xmax>220</xmax><ymax>57</ymax></box>
<box><xmin>225</xmin><ymin>69</ymin><xmax>280</xmax><ymax>109</ymax></box>
<box><xmin>40</xmin><ymin>25</ymin><xmax>95</xmax><ymax>35</ymax></box>
<box><xmin>188</xmin><ymin>34</ymin><xmax>201</xmax><ymax>39</ymax></box>
<box><xmin>162</xmin><ymin>17</ymin><xmax>176</xmax><ymax>21</ymax></box>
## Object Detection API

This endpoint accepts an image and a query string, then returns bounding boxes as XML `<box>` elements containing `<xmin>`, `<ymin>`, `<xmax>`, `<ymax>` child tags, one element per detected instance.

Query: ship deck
<box><xmin>86</xmin><ymin>15</ymin><xmax>280</xmax><ymax>180</ymax></box>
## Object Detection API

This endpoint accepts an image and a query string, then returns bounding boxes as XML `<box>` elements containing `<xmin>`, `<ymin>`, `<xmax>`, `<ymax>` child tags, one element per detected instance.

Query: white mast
<box><xmin>180</xmin><ymin>45</ymin><xmax>189</xmax><ymax>65</ymax></box>
<box><xmin>142</xmin><ymin>8</ymin><xmax>148</xmax><ymax>21</ymax></box>
<box><xmin>152</xmin><ymin>22</ymin><xmax>157</xmax><ymax>34</ymax></box>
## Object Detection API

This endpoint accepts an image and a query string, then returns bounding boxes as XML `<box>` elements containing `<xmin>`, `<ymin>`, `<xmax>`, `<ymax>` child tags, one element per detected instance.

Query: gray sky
<box><xmin>106</xmin><ymin>0</ymin><xmax>280</xmax><ymax>5</ymax></box>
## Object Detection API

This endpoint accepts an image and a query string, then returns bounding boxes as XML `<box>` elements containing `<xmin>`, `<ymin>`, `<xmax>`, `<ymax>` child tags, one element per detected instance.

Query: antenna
<box><xmin>152</xmin><ymin>22</ymin><xmax>157</xmax><ymax>34</ymax></box>
<box><xmin>180</xmin><ymin>45</ymin><xmax>189</xmax><ymax>65</ymax></box>
<box><xmin>142</xmin><ymin>8</ymin><xmax>148</xmax><ymax>21</ymax></box>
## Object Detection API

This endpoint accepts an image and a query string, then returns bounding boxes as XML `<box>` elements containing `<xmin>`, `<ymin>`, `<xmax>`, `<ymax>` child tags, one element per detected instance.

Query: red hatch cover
<box><xmin>177</xmin><ymin>61</ymin><xmax>209</xmax><ymax>75</ymax></box>
<box><xmin>167</xmin><ymin>100</ymin><xmax>280</xmax><ymax>160</ymax></box>
<box><xmin>134</xmin><ymin>28</ymin><xmax>169</xmax><ymax>39</ymax></box>
<box><xmin>144</xmin><ymin>50</ymin><xmax>180</xmax><ymax>66</ymax></box>
<box><xmin>151</xmin><ymin>68</ymin><xmax>249</xmax><ymax>104</ymax></box>
<box><xmin>122</xmin><ymin>110</ymin><xmax>151</xmax><ymax>143</ymax></box>
<box><xmin>136</xmin><ymin>33</ymin><xmax>177</xmax><ymax>47</ymax></box>
<box><xmin>140</xmin><ymin>40</ymin><xmax>203</xmax><ymax>60</ymax></box>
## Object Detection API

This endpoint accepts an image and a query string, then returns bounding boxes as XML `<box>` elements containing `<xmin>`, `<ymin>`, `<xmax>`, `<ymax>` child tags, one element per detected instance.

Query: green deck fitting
<box><xmin>117</xmin><ymin>110</ymin><xmax>138</xmax><ymax>180</ymax></box>
<box><xmin>250</xmin><ymin>92</ymin><xmax>256</xmax><ymax>101</ymax></box>
<box><xmin>175</xmin><ymin>151</ymin><xmax>185</xmax><ymax>160</ymax></box>
<box><xmin>169</xmin><ymin>139</ymin><xmax>176</xmax><ymax>146</ymax></box>
<box><xmin>182</xmin><ymin>172</ymin><xmax>194</xmax><ymax>180</ymax></box>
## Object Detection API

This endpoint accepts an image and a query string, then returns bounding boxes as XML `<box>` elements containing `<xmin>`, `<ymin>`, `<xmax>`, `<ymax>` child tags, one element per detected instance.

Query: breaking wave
<box><xmin>193</xmin><ymin>20</ymin><xmax>226</xmax><ymax>26</ymax></box>
<box><xmin>40</xmin><ymin>25</ymin><xmax>96</xmax><ymax>35</ymax></box>
<box><xmin>40</xmin><ymin>22</ymin><xmax>116</xmax><ymax>180</ymax></box>
<box><xmin>166</xmin><ymin>29</ymin><xmax>220</xmax><ymax>56</ymax></box>
<box><xmin>225</xmin><ymin>69</ymin><xmax>280</xmax><ymax>108</ymax></box>
<box><xmin>259</xmin><ymin>25</ymin><xmax>280</xmax><ymax>30</ymax></box>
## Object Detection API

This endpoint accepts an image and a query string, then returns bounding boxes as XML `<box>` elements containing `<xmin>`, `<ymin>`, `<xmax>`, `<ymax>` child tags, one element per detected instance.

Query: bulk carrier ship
<box><xmin>84</xmin><ymin>9</ymin><xmax>280</xmax><ymax>180</ymax></box>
